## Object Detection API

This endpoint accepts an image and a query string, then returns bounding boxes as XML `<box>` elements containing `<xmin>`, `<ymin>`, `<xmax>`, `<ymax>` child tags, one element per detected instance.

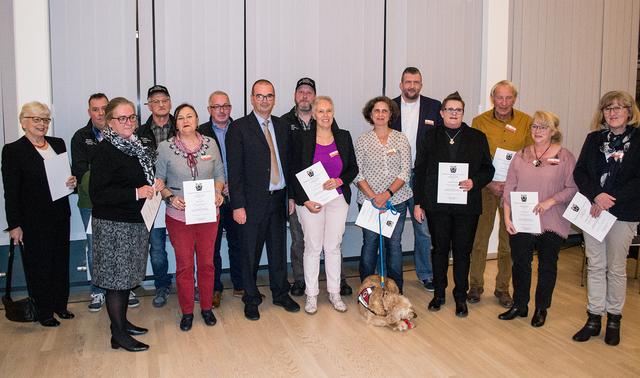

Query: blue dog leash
<box><xmin>369</xmin><ymin>199</ymin><xmax>398</xmax><ymax>288</ymax></box>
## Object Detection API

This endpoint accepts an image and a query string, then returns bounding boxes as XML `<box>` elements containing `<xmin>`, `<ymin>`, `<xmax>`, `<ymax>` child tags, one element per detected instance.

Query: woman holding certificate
<box><xmin>572</xmin><ymin>90</ymin><xmax>640</xmax><ymax>346</ymax></box>
<box><xmin>501</xmin><ymin>111</ymin><xmax>577</xmax><ymax>327</ymax></box>
<box><xmin>355</xmin><ymin>96</ymin><xmax>412</xmax><ymax>294</ymax></box>
<box><xmin>291</xmin><ymin>96</ymin><xmax>358</xmax><ymax>314</ymax></box>
<box><xmin>413</xmin><ymin>92</ymin><xmax>494</xmax><ymax>317</ymax></box>
<box><xmin>90</xmin><ymin>97</ymin><xmax>163</xmax><ymax>352</ymax></box>
<box><xmin>2</xmin><ymin>101</ymin><xmax>77</xmax><ymax>327</ymax></box>
<box><xmin>156</xmin><ymin>103</ymin><xmax>224</xmax><ymax>331</ymax></box>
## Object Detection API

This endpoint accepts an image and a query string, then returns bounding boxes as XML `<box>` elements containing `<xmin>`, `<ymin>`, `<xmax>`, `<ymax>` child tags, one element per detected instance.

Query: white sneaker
<box><xmin>329</xmin><ymin>293</ymin><xmax>347</xmax><ymax>312</ymax></box>
<box><xmin>304</xmin><ymin>295</ymin><xmax>317</xmax><ymax>314</ymax></box>
<box><xmin>88</xmin><ymin>293</ymin><xmax>105</xmax><ymax>312</ymax></box>
<box><xmin>128</xmin><ymin>291</ymin><xmax>140</xmax><ymax>308</ymax></box>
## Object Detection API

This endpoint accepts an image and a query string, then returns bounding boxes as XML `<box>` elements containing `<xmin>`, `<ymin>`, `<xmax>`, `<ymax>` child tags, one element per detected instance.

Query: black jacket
<box><xmin>136</xmin><ymin>114</ymin><xmax>176</xmax><ymax>150</ymax></box>
<box><xmin>391</xmin><ymin>95</ymin><xmax>443</xmax><ymax>142</ymax></box>
<box><xmin>291</xmin><ymin>124</ymin><xmax>359</xmax><ymax>205</ymax></box>
<box><xmin>70</xmin><ymin>120</ymin><xmax>101</xmax><ymax>208</ymax></box>
<box><xmin>2</xmin><ymin>136</ymin><xmax>71</xmax><ymax>230</ymax></box>
<box><xmin>413</xmin><ymin>124</ymin><xmax>494</xmax><ymax>214</ymax></box>
<box><xmin>280</xmin><ymin>106</ymin><xmax>339</xmax><ymax>132</ymax></box>
<box><xmin>197</xmin><ymin>118</ymin><xmax>233</xmax><ymax>162</ymax></box>
<box><xmin>573</xmin><ymin>128</ymin><xmax>640</xmax><ymax>221</ymax></box>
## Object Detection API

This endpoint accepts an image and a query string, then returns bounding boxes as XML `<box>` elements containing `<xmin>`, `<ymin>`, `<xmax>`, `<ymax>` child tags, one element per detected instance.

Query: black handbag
<box><xmin>2</xmin><ymin>242</ymin><xmax>37</xmax><ymax>322</ymax></box>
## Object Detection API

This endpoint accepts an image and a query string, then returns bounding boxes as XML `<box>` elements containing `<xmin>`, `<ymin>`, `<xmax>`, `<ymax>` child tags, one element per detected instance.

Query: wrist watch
<box><xmin>164</xmin><ymin>194</ymin><xmax>175</xmax><ymax>205</ymax></box>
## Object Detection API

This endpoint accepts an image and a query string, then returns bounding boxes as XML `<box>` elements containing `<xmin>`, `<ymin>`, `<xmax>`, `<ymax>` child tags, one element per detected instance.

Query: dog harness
<box><xmin>358</xmin><ymin>286</ymin><xmax>377</xmax><ymax>314</ymax></box>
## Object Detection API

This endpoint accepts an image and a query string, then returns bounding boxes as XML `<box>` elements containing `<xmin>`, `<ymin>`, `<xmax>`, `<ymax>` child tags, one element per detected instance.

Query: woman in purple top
<box><xmin>291</xmin><ymin>96</ymin><xmax>358</xmax><ymax>315</ymax></box>
<box><xmin>501</xmin><ymin>110</ymin><xmax>577</xmax><ymax>327</ymax></box>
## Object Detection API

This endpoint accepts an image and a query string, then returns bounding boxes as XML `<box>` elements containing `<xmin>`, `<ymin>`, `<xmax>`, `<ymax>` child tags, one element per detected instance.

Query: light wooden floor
<box><xmin>1</xmin><ymin>246</ymin><xmax>639</xmax><ymax>377</ymax></box>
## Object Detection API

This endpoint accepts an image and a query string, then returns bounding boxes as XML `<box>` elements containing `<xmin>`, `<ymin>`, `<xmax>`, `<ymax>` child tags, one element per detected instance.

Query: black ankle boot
<box><xmin>572</xmin><ymin>311</ymin><xmax>601</xmax><ymax>342</ymax></box>
<box><xmin>604</xmin><ymin>312</ymin><xmax>622</xmax><ymax>346</ymax></box>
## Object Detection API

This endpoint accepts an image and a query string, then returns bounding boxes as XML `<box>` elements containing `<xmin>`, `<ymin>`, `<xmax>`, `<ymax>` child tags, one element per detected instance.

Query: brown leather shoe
<box><xmin>232</xmin><ymin>289</ymin><xmax>245</xmax><ymax>298</ymax></box>
<box><xmin>212</xmin><ymin>291</ymin><xmax>222</xmax><ymax>308</ymax></box>
<box><xmin>494</xmin><ymin>290</ymin><xmax>514</xmax><ymax>308</ymax></box>
<box><xmin>467</xmin><ymin>287</ymin><xmax>484</xmax><ymax>303</ymax></box>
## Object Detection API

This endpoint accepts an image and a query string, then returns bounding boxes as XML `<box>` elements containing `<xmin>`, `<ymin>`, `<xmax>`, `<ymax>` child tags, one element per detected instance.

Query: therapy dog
<box><xmin>357</xmin><ymin>275</ymin><xmax>416</xmax><ymax>331</ymax></box>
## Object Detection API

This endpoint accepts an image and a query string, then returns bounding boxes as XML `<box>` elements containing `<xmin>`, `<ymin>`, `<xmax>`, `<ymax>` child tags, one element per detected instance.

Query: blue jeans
<box><xmin>149</xmin><ymin>226</ymin><xmax>172</xmax><ymax>289</ymax></box>
<box><xmin>407</xmin><ymin>195</ymin><xmax>433</xmax><ymax>282</ymax></box>
<box><xmin>79</xmin><ymin>207</ymin><xmax>104</xmax><ymax>295</ymax></box>
<box><xmin>359</xmin><ymin>200</ymin><xmax>408</xmax><ymax>292</ymax></box>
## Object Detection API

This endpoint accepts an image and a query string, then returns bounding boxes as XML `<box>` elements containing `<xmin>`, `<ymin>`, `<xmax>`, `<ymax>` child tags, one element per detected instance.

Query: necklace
<box><xmin>444</xmin><ymin>128</ymin><xmax>462</xmax><ymax>145</ymax></box>
<box><xmin>532</xmin><ymin>144</ymin><xmax>552</xmax><ymax>167</ymax></box>
<box><xmin>31</xmin><ymin>139</ymin><xmax>47</xmax><ymax>149</ymax></box>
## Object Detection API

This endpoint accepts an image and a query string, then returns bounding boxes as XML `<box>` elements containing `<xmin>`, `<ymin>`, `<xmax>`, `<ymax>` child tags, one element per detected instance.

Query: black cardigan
<box><xmin>89</xmin><ymin>141</ymin><xmax>149</xmax><ymax>223</ymax></box>
<box><xmin>573</xmin><ymin>128</ymin><xmax>640</xmax><ymax>221</ymax></box>
<box><xmin>413</xmin><ymin>124</ymin><xmax>494</xmax><ymax>214</ymax></box>
<box><xmin>291</xmin><ymin>124</ymin><xmax>359</xmax><ymax>205</ymax></box>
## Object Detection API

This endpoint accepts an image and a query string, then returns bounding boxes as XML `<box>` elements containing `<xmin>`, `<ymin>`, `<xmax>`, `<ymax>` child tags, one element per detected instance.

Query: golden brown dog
<box><xmin>357</xmin><ymin>275</ymin><xmax>416</xmax><ymax>331</ymax></box>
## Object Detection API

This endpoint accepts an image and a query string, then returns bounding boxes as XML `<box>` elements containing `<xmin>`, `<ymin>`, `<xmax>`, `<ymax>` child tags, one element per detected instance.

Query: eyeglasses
<box><xmin>148</xmin><ymin>99</ymin><xmax>170</xmax><ymax>106</ymax></box>
<box><xmin>602</xmin><ymin>105</ymin><xmax>629</xmax><ymax>114</ymax></box>
<box><xmin>531</xmin><ymin>124</ymin><xmax>549</xmax><ymax>131</ymax></box>
<box><xmin>112</xmin><ymin>114</ymin><xmax>138</xmax><ymax>124</ymax></box>
<box><xmin>444</xmin><ymin>108</ymin><xmax>464</xmax><ymax>114</ymax></box>
<box><xmin>208</xmin><ymin>104</ymin><xmax>232</xmax><ymax>112</ymax></box>
<box><xmin>23</xmin><ymin>116</ymin><xmax>52</xmax><ymax>124</ymax></box>
<box><xmin>176</xmin><ymin>115</ymin><xmax>195</xmax><ymax>122</ymax></box>
<box><xmin>254</xmin><ymin>94</ymin><xmax>275</xmax><ymax>102</ymax></box>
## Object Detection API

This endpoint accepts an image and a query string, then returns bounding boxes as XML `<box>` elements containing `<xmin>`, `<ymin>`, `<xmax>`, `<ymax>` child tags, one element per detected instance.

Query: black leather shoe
<box><xmin>110</xmin><ymin>337</ymin><xmax>149</xmax><ymax>352</ymax></box>
<box><xmin>273</xmin><ymin>295</ymin><xmax>300</xmax><ymax>313</ymax></box>
<box><xmin>455</xmin><ymin>301</ymin><xmax>468</xmax><ymax>318</ymax></box>
<box><xmin>125</xmin><ymin>321</ymin><xmax>148</xmax><ymax>335</ymax></box>
<box><xmin>180</xmin><ymin>314</ymin><xmax>194</xmax><ymax>331</ymax></box>
<box><xmin>531</xmin><ymin>309</ymin><xmax>547</xmax><ymax>327</ymax></box>
<box><xmin>201</xmin><ymin>310</ymin><xmax>217</xmax><ymax>326</ymax></box>
<box><xmin>498</xmin><ymin>306</ymin><xmax>528</xmax><ymax>320</ymax></box>
<box><xmin>244</xmin><ymin>304</ymin><xmax>260</xmax><ymax>321</ymax></box>
<box><xmin>340</xmin><ymin>279</ymin><xmax>353</xmax><ymax>296</ymax></box>
<box><xmin>54</xmin><ymin>310</ymin><xmax>75</xmax><ymax>319</ymax></box>
<box><xmin>40</xmin><ymin>318</ymin><xmax>61</xmax><ymax>327</ymax></box>
<box><xmin>427</xmin><ymin>296</ymin><xmax>445</xmax><ymax>312</ymax></box>
<box><xmin>290</xmin><ymin>281</ymin><xmax>305</xmax><ymax>296</ymax></box>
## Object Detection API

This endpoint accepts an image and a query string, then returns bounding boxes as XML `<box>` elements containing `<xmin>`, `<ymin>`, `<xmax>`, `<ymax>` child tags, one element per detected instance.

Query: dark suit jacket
<box><xmin>2</xmin><ymin>136</ymin><xmax>71</xmax><ymax>230</ymax></box>
<box><xmin>136</xmin><ymin>114</ymin><xmax>176</xmax><ymax>150</ymax></box>
<box><xmin>291</xmin><ymin>124</ymin><xmax>359</xmax><ymax>205</ymax></box>
<box><xmin>225</xmin><ymin>112</ymin><xmax>290</xmax><ymax>220</ymax></box>
<box><xmin>413</xmin><ymin>124</ymin><xmax>494</xmax><ymax>215</ymax></box>
<box><xmin>391</xmin><ymin>95</ymin><xmax>443</xmax><ymax>146</ymax></box>
<box><xmin>197</xmin><ymin>118</ymin><xmax>233</xmax><ymax>162</ymax></box>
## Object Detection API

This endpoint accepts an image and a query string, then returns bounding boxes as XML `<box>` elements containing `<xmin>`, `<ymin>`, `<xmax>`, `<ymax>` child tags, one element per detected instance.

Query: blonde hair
<box><xmin>19</xmin><ymin>101</ymin><xmax>50</xmax><ymax>121</ymax></box>
<box><xmin>532</xmin><ymin>110</ymin><xmax>562</xmax><ymax>143</ymax></box>
<box><xmin>311</xmin><ymin>96</ymin><xmax>334</xmax><ymax>113</ymax></box>
<box><xmin>589</xmin><ymin>90</ymin><xmax>640</xmax><ymax>131</ymax></box>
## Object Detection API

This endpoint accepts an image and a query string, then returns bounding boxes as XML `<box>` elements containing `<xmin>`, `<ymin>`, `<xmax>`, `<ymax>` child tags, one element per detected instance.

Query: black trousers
<box><xmin>509</xmin><ymin>231</ymin><xmax>563</xmax><ymax>310</ymax></box>
<box><xmin>240</xmin><ymin>190</ymin><xmax>290</xmax><ymax>305</ymax></box>
<box><xmin>213</xmin><ymin>199</ymin><xmax>243</xmax><ymax>291</ymax></box>
<box><xmin>21</xmin><ymin>218</ymin><xmax>70</xmax><ymax>321</ymax></box>
<box><xmin>426</xmin><ymin>211</ymin><xmax>479</xmax><ymax>302</ymax></box>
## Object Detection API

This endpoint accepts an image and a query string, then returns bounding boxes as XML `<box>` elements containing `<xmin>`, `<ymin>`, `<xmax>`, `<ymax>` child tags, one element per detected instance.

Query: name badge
<box><xmin>424</xmin><ymin>119</ymin><xmax>434</xmax><ymax>126</ymax></box>
<box><xmin>547</xmin><ymin>158</ymin><xmax>560</xmax><ymax>165</ymax></box>
<box><xmin>329</xmin><ymin>150</ymin><xmax>340</xmax><ymax>157</ymax></box>
<box><xmin>612</xmin><ymin>151</ymin><xmax>624</xmax><ymax>161</ymax></box>
<box><xmin>505</xmin><ymin>124</ymin><xmax>516</xmax><ymax>132</ymax></box>
<box><xmin>386</xmin><ymin>148</ymin><xmax>397</xmax><ymax>156</ymax></box>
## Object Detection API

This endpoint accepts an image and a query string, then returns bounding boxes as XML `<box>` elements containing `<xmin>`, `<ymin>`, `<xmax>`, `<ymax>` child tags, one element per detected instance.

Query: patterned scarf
<box><xmin>598</xmin><ymin>124</ymin><xmax>635</xmax><ymax>191</ymax></box>
<box><xmin>103</xmin><ymin>127</ymin><xmax>156</xmax><ymax>185</ymax></box>
<box><xmin>172</xmin><ymin>132</ymin><xmax>205</xmax><ymax>180</ymax></box>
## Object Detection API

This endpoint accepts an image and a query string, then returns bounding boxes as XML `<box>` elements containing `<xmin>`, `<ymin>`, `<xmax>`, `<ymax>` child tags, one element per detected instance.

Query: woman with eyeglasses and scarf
<box><xmin>90</xmin><ymin>97</ymin><xmax>164</xmax><ymax>352</ymax></box>
<box><xmin>155</xmin><ymin>103</ymin><xmax>224</xmax><ymax>332</ymax></box>
<box><xmin>572</xmin><ymin>91</ymin><xmax>640</xmax><ymax>346</ymax></box>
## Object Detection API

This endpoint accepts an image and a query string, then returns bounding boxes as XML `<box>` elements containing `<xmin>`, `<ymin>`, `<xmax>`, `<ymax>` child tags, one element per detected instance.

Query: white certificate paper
<box><xmin>141</xmin><ymin>192</ymin><xmax>162</xmax><ymax>231</ymax></box>
<box><xmin>562</xmin><ymin>192</ymin><xmax>617</xmax><ymax>242</ymax></box>
<box><xmin>510</xmin><ymin>192</ymin><xmax>541</xmax><ymax>233</ymax></box>
<box><xmin>437</xmin><ymin>162</ymin><xmax>469</xmax><ymax>204</ymax></box>
<box><xmin>295</xmin><ymin>161</ymin><xmax>339</xmax><ymax>205</ymax></box>
<box><xmin>355</xmin><ymin>200</ymin><xmax>400</xmax><ymax>238</ymax></box>
<box><xmin>184</xmin><ymin>179</ymin><xmax>217</xmax><ymax>225</ymax></box>
<box><xmin>44</xmin><ymin>152</ymin><xmax>73</xmax><ymax>201</ymax></box>
<box><xmin>493</xmin><ymin>148</ymin><xmax>517</xmax><ymax>182</ymax></box>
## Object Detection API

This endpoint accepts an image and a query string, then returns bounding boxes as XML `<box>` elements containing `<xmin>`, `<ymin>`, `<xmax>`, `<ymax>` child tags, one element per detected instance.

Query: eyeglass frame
<box><xmin>110</xmin><ymin>114</ymin><xmax>138</xmax><ymax>124</ymax></box>
<box><xmin>208</xmin><ymin>104</ymin><xmax>232</xmax><ymax>112</ymax></box>
<box><xmin>602</xmin><ymin>105</ymin><xmax>629</xmax><ymax>114</ymax></box>
<box><xmin>23</xmin><ymin>116</ymin><xmax>52</xmax><ymax>124</ymax></box>
<box><xmin>254</xmin><ymin>94</ymin><xmax>275</xmax><ymax>102</ymax></box>
<box><xmin>443</xmin><ymin>108</ymin><xmax>464</xmax><ymax>114</ymax></box>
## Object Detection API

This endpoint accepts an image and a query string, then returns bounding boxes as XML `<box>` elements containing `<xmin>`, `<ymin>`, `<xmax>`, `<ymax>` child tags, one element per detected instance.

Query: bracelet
<box><xmin>164</xmin><ymin>194</ymin><xmax>175</xmax><ymax>206</ymax></box>
<box><xmin>386</xmin><ymin>188</ymin><xmax>394</xmax><ymax>197</ymax></box>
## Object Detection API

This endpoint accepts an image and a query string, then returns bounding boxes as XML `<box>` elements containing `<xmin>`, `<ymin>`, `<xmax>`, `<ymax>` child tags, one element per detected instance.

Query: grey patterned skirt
<box><xmin>91</xmin><ymin>217</ymin><xmax>150</xmax><ymax>290</ymax></box>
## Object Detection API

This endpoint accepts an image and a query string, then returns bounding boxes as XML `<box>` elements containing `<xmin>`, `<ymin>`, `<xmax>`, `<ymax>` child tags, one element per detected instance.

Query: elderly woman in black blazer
<box><xmin>90</xmin><ymin>97</ymin><xmax>164</xmax><ymax>352</ymax></box>
<box><xmin>291</xmin><ymin>96</ymin><xmax>358</xmax><ymax>315</ymax></box>
<box><xmin>413</xmin><ymin>92</ymin><xmax>494</xmax><ymax>318</ymax></box>
<box><xmin>2</xmin><ymin>101</ymin><xmax>77</xmax><ymax>327</ymax></box>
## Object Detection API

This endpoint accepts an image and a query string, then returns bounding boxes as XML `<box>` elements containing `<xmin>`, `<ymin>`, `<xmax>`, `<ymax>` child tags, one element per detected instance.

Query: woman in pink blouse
<box><xmin>501</xmin><ymin>110</ymin><xmax>577</xmax><ymax>327</ymax></box>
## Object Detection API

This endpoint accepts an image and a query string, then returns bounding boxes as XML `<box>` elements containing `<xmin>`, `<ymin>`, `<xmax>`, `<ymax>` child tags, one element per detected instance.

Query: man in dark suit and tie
<box><xmin>226</xmin><ymin>79</ymin><xmax>300</xmax><ymax>320</ymax></box>
<box><xmin>390</xmin><ymin>67</ymin><xmax>443</xmax><ymax>292</ymax></box>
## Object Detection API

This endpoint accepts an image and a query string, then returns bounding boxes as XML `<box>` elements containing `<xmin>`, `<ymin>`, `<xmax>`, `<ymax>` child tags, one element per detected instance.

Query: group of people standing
<box><xmin>3</xmin><ymin>67</ymin><xmax>639</xmax><ymax>352</ymax></box>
